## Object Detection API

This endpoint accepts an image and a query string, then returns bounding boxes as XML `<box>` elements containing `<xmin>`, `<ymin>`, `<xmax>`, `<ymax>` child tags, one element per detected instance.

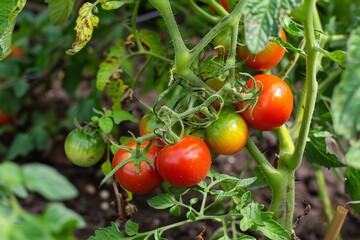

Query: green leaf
<box><xmin>88</xmin><ymin>222</ymin><xmax>124</xmax><ymax>240</ymax></box>
<box><xmin>7</xmin><ymin>133</ymin><xmax>34</xmax><ymax>160</ymax></box>
<box><xmin>100</xmin><ymin>0</ymin><xmax>127</xmax><ymax>10</ymax></box>
<box><xmin>281</xmin><ymin>16</ymin><xmax>304</xmax><ymax>37</ymax></box>
<box><xmin>345</xmin><ymin>167</ymin><xmax>360</xmax><ymax>212</ymax></box>
<box><xmin>304</xmin><ymin>131</ymin><xmax>345</xmax><ymax>168</ymax></box>
<box><xmin>0</xmin><ymin>0</ymin><xmax>26</xmax><ymax>60</ymax></box>
<box><xmin>243</xmin><ymin>0</ymin><xmax>301</xmax><ymax>54</ymax></box>
<box><xmin>0</xmin><ymin>162</ymin><xmax>27</xmax><ymax>198</ymax></box>
<box><xmin>29</xmin><ymin>126</ymin><xmax>50</xmax><ymax>151</ymax></box>
<box><xmin>96</xmin><ymin>46</ymin><xmax>124</xmax><ymax>91</ymax></box>
<box><xmin>147</xmin><ymin>193</ymin><xmax>177</xmax><ymax>209</ymax></box>
<box><xmin>66</xmin><ymin>2</ymin><xmax>99</xmax><ymax>55</ymax></box>
<box><xmin>345</xmin><ymin>142</ymin><xmax>360</xmax><ymax>170</ymax></box>
<box><xmin>256</xmin><ymin>216</ymin><xmax>291</xmax><ymax>240</ymax></box>
<box><xmin>332</xmin><ymin>27</ymin><xmax>360</xmax><ymax>141</ymax></box>
<box><xmin>98</xmin><ymin>116</ymin><xmax>113</xmax><ymax>134</ymax></box>
<box><xmin>169</xmin><ymin>205</ymin><xmax>181</xmax><ymax>217</ymax></box>
<box><xmin>101</xmin><ymin>159</ymin><xmax>112</xmax><ymax>176</ymax></box>
<box><xmin>44</xmin><ymin>0</ymin><xmax>76</xmax><ymax>24</ymax></box>
<box><xmin>112</xmin><ymin>109</ymin><xmax>138</xmax><ymax>124</ymax></box>
<box><xmin>131</xmin><ymin>28</ymin><xmax>164</xmax><ymax>56</ymax></box>
<box><xmin>22</xmin><ymin>163</ymin><xmax>78</xmax><ymax>200</ymax></box>
<box><xmin>124</xmin><ymin>220</ymin><xmax>139</xmax><ymax>236</ymax></box>
<box><xmin>239</xmin><ymin>235</ymin><xmax>256</xmax><ymax>240</ymax></box>
<box><xmin>326</xmin><ymin>50</ymin><xmax>346</xmax><ymax>68</ymax></box>
<box><xmin>186</xmin><ymin>210</ymin><xmax>196</xmax><ymax>221</ymax></box>
<box><xmin>42</xmin><ymin>202</ymin><xmax>86</xmax><ymax>233</ymax></box>
<box><xmin>14</xmin><ymin>80</ymin><xmax>30</xmax><ymax>97</ymax></box>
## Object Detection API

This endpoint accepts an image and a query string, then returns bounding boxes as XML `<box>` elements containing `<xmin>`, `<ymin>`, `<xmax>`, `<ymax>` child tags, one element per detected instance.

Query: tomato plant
<box><xmin>157</xmin><ymin>136</ymin><xmax>211</xmax><ymax>187</ymax></box>
<box><xmin>112</xmin><ymin>140</ymin><xmax>163</xmax><ymax>194</ymax></box>
<box><xmin>210</xmin><ymin>0</ymin><xmax>230</xmax><ymax>13</ymax></box>
<box><xmin>237</xmin><ymin>74</ymin><xmax>293</xmax><ymax>131</ymax></box>
<box><xmin>205</xmin><ymin>109</ymin><xmax>248</xmax><ymax>155</ymax></box>
<box><xmin>64</xmin><ymin>129</ymin><xmax>105</xmax><ymax>167</ymax></box>
<box><xmin>237</xmin><ymin>29</ymin><xmax>287</xmax><ymax>71</ymax></box>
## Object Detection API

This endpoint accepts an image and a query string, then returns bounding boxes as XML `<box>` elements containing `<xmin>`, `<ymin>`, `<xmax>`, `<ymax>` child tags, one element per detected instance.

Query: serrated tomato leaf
<box><xmin>304</xmin><ymin>131</ymin><xmax>345</xmax><ymax>168</ymax></box>
<box><xmin>88</xmin><ymin>222</ymin><xmax>124</xmax><ymax>240</ymax></box>
<box><xmin>243</xmin><ymin>0</ymin><xmax>301</xmax><ymax>54</ymax></box>
<box><xmin>345</xmin><ymin>167</ymin><xmax>360</xmax><ymax>212</ymax></box>
<box><xmin>332</xmin><ymin>27</ymin><xmax>360</xmax><ymax>141</ymax></box>
<box><xmin>44</xmin><ymin>0</ymin><xmax>76</xmax><ymax>24</ymax></box>
<box><xmin>0</xmin><ymin>0</ymin><xmax>26</xmax><ymax>60</ymax></box>
<box><xmin>125</xmin><ymin>219</ymin><xmax>139</xmax><ymax>236</ymax></box>
<box><xmin>147</xmin><ymin>193</ymin><xmax>177</xmax><ymax>209</ymax></box>
<box><xmin>345</xmin><ymin>142</ymin><xmax>360</xmax><ymax>170</ymax></box>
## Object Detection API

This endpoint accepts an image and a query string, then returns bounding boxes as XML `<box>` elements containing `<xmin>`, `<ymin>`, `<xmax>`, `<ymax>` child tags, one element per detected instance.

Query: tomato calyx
<box><xmin>101</xmin><ymin>137</ymin><xmax>158</xmax><ymax>187</ymax></box>
<box><xmin>236</xmin><ymin>75</ymin><xmax>263</xmax><ymax>120</ymax></box>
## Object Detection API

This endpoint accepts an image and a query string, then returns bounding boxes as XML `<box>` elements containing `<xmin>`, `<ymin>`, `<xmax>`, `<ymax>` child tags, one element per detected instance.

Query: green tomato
<box><xmin>64</xmin><ymin>129</ymin><xmax>105</xmax><ymax>167</ymax></box>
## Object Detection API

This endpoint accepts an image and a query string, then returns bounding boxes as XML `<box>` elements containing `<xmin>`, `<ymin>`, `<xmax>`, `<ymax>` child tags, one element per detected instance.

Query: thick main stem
<box><xmin>269</xmin><ymin>167</ymin><xmax>295</xmax><ymax>231</ymax></box>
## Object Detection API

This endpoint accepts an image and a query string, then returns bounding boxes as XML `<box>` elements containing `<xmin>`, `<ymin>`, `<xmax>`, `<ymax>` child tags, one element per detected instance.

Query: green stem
<box><xmin>290</xmin><ymin>0</ymin><xmax>319</xmax><ymax>171</ymax></box>
<box><xmin>130</xmin><ymin>0</ymin><xmax>144</xmax><ymax>51</ymax></box>
<box><xmin>278</xmin><ymin>125</ymin><xmax>295</xmax><ymax>166</ymax></box>
<box><xmin>189</xmin><ymin>0</ymin><xmax>247</xmax><ymax>62</ymax></box>
<box><xmin>245</xmin><ymin>138</ymin><xmax>280</xmax><ymax>186</ymax></box>
<box><xmin>148</xmin><ymin>0</ymin><xmax>190</xmax><ymax>70</ymax></box>
<box><xmin>188</xmin><ymin>0</ymin><xmax>220</xmax><ymax>24</ymax></box>
<box><xmin>268</xmin><ymin>167</ymin><xmax>295</xmax><ymax>231</ymax></box>
<box><xmin>314</xmin><ymin>165</ymin><xmax>333</xmax><ymax>223</ymax></box>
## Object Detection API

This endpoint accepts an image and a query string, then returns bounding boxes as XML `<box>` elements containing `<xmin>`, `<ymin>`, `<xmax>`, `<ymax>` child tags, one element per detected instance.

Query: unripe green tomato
<box><xmin>64</xmin><ymin>129</ymin><xmax>105</xmax><ymax>167</ymax></box>
<box><xmin>205</xmin><ymin>110</ymin><xmax>248</xmax><ymax>155</ymax></box>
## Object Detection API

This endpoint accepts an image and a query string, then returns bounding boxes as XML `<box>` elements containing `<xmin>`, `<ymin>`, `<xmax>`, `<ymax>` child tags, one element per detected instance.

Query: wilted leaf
<box><xmin>96</xmin><ymin>46</ymin><xmax>125</xmax><ymax>91</ymax></box>
<box><xmin>66</xmin><ymin>2</ymin><xmax>99</xmax><ymax>55</ymax></box>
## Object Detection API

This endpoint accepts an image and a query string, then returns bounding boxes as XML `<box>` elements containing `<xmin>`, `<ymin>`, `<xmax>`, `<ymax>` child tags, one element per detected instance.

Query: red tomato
<box><xmin>205</xmin><ymin>110</ymin><xmax>248</xmax><ymax>155</ymax></box>
<box><xmin>237</xmin><ymin>29</ymin><xmax>286</xmax><ymax>71</ymax></box>
<box><xmin>0</xmin><ymin>111</ymin><xmax>14</xmax><ymax>126</ymax></box>
<box><xmin>157</xmin><ymin>136</ymin><xmax>211</xmax><ymax>187</ymax></box>
<box><xmin>112</xmin><ymin>140</ymin><xmax>163</xmax><ymax>194</ymax></box>
<box><xmin>237</xmin><ymin>74</ymin><xmax>293</xmax><ymax>131</ymax></box>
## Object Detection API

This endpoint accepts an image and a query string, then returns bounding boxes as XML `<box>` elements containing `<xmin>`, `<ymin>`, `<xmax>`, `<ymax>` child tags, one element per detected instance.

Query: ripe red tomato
<box><xmin>0</xmin><ymin>111</ymin><xmax>14</xmax><ymax>126</ymax></box>
<box><xmin>237</xmin><ymin>29</ymin><xmax>287</xmax><ymax>71</ymax></box>
<box><xmin>157</xmin><ymin>136</ymin><xmax>211</xmax><ymax>187</ymax></box>
<box><xmin>205</xmin><ymin>110</ymin><xmax>248</xmax><ymax>155</ymax></box>
<box><xmin>112</xmin><ymin>140</ymin><xmax>163</xmax><ymax>194</ymax></box>
<box><xmin>64</xmin><ymin>129</ymin><xmax>106</xmax><ymax>167</ymax></box>
<box><xmin>237</xmin><ymin>74</ymin><xmax>293</xmax><ymax>131</ymax></box>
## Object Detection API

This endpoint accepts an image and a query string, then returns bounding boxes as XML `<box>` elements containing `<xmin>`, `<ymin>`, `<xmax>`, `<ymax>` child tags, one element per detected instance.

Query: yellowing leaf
<box><xmin>66</xmin><ymin>2</ymin><xmax>99</xmax><ymax>55</ymax></box>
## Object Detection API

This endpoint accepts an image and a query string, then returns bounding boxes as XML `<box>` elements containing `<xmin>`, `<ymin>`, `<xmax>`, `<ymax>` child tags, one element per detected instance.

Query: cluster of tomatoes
<box><xmin>64</xmin><ymin>1</ymin><xmax>293</xmax><ymax>195</ymax></box>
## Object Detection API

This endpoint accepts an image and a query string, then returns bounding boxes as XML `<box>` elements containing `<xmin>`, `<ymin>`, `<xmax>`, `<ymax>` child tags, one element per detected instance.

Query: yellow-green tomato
<box><xmin>64</xmin><ymin>129</ymin><xmax>105</xmax><ymax>167</ymax></box>
<box><xmin>204</xmin><ymin>110</ymin><xmax>248</xmax><ymax>155</ymax></box>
